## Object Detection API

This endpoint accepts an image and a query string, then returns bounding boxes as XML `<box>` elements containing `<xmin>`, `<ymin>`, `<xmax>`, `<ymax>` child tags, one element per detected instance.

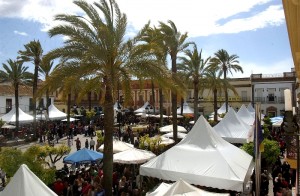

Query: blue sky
<box><xmin>0</xmin><ymin>0</ymin><xmax>293</xmax><ymax>78</ymax></box>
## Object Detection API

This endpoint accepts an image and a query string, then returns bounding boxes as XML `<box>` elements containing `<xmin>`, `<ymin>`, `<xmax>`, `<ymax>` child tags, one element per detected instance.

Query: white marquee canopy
<box><xmin>0</xmin><ymin>107</ymin><xmax>34</xmax><ymax>123</ymax></box>
<box><xmin>0</xmin><ymin>164</ymin><xmax>57</xmax><ymax>196</ymax></box>
<box><xmin>214</xmin><ymin>108</ymin><xmax>252</xmax><ymax>144</ymax></box>
<box><xmin>140</xmin><ymin>116</ymin><xmax>254</xmax><ymax>192</ymax></box>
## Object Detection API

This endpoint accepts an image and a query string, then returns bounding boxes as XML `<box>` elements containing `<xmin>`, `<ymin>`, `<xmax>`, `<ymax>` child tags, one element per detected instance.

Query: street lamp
<box><xmin>37</xmin><ymin>106</ymin><xmax>44</xmax><ymax>143</ymax></box>
<box><xmin>117</xmin><ymin>105</ymin><xmax>122</xmax><ymax>139</ymax></box>
<box><xmin>145</xmin><ymin>105</ymin><xmax>151</xmax><ymax>124</ymax></box>
<box><xmin>73</xmin><ymin>104</ymin><xmax>78</xmax><ymax>115</ymax></box>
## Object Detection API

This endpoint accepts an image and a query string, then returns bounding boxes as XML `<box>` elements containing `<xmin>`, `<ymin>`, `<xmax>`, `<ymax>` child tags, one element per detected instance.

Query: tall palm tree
<box><xmin>18</xmin><ymin>40</ymin><xmax>43</xmax><ymax>137</ymax></box>
<box><xmin>210</xmin><ymin>49</ymin><xmax>243</xmax><ymax>112</ymax></box>
<box><xmin>45</xmin><ymin>0</ymin><xmax>171</xmax><ymax>194</ymax></box>
<box><xmin>136</xmin><ymin>23</ymin><xmax>172</xmax><ymax>126</ymax></box>
<box><xmin>0</xmin><ymin>59</ymin><xmax>32</xmax><ymax>132</ymax></box>
<box><xmin>178</xmin><ymin>45</ymin><xmax>210</xmax><ymax>122</ymax></box>
<box><xmin>158</xmin><ymin>20</ymin><xmax>191</xmax><ymax>142</ymax></box>
<box><xmin>203</xmin><ymin>66</ymin><xmax>238</xmax><ymax>122</ymax></box>
<box><xmin>39</xmin><ymin>58</ymin><xmax>54</xmax><ymax>111</ymax></box>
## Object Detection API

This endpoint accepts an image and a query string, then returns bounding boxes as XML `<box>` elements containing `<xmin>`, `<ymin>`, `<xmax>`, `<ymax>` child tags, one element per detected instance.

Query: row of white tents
<box><xmin>140</xmin><ymin>115</ymin><xmax>254</xmax><ymax>193</ymax></box>
<box><xmin>0</xmin><ymin>104</ymin><xmax>68</xmax><ymax>124</ymax></box>
<box><xmin>139</xmin><ymin>103</ymin><xmax>256</xmax><ymax>193</ymax></box>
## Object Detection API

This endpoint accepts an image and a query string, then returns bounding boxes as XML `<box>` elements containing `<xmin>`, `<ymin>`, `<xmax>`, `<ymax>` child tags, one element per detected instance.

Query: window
<box><xmin>29</xmin><ymin>98</ymin><xmax>34</xmax><ymax>111</ymax></box>
<box><xmin>6</xmin><ymin>99</ymin><xmax>12</xmax><ymax>113</ymax></box>
<box><xmin>241</xmin><ymin>91</ymin><xmax>247</xmax><ymax>101</ymax></box>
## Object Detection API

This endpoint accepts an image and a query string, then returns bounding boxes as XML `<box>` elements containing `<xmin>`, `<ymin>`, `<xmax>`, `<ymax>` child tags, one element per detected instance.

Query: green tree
<box><xmin>0</xmin><ymin>147</ymin><xmax>56</xmax><ymax>185</ymax></box>
<box><xmin>202</xmin><ymin>66</ymin><xmax>237</xmax><ymax>122</ymax></box>
<box><xmin>210</xmin><ymin>49</ymin><xmax>243</xmax><ymax>112</ymax></box>
<box><xmin>39</xmin><ymin>58</ymin><xmax>55</xmax><ymax>111</ymax></box>
<box><xmin>158</xmin><ymin>20</ymin><xmax>191</xmax><ymax>142</ymax></box>
<box><xmin>38</xmin><ymin>144</ymin><xmax>71</xmax><ymax>167</ymax></box>
<box><xmin>45</xmin><ymin>0</ymin><xmax>171</xmax><ymax>194</ymax></box>
<box><xmin>241</xmin><ymin>139</ymin><xmax>280</xmax><ymax>167</ymax></box>
<box><xmin>0</xmin><ymin>59</ymin><xmax>32</xmax><ymax>132</ymax></box>
<box><xmin>178</xmin><ymin>45</ymin><xmax>210</xmax><ymax>122</ymax></box>
<box><xmin>18</xmin><ymin>40</ymin><xmax>43</xmax><ymax>137</ymax></box>
<box><xmin>136</xmin><ymin>22</ymin><xmax>177</xmax><ymax>126</ymax></box>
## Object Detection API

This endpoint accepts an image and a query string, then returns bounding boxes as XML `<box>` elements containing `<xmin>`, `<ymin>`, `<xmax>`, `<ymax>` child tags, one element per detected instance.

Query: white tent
<box><xmin>114</xmin><ymin>102</ymin><xmax>123</xmax><ymax>111</ymax></box>
<box><xmin>237</xmin><ymin>104</ymin><xmax>255</xmax><ymax>126</ymax></box>
<box><xmin>162</xmin><ymin>132</ymin><xmax>187</xmax><ymax>139</ymax></box>
<box><xmin>0</xmin><ymin>107</ymin><xmax>34</xmax><ymax>123</ymax></box>
<box><xmin>134</xmin><ymin>101</ymin><xmax>150</xmax><ymax>113</ymax></box>
<box><xmin>99</xmin><ymin>140</ymin><xmax>133</xmax><ymax>153</ymax></box>
<box><xmin>113</xmin><ymin>148</ymin><xmax>156</xmax><ymax>164</ymax></box>
<box><xmin>217</xmin><ymin>102</ymin><xmax>228</xmax><ymax>114</ymax></box>
<box><xmin>176</xmin><ymin>102</ymin><xmax>193</xmax><ymax>115</ymax></box>
<box><xmin>159</xmin><ymin>125</ymin><xmax>187</xmax><ymax>133</ymax></box>
<box><xmin>213</xmin><ymin>108</ymin><xmax>252</xmax><ymax>144</ymax></box>
<box><xmin>246</xmin><ymin>103</ymin><xmax>255</xmax><ymax>113</ymax></box>
<box><xmin>61</xmin><ymin>117</ymin><xmax>78</xmax><ymax>122</ymax></box>
<box><xmin>140</xmin><ymin>115</ymin><xmax>254</xmax><ymax>192</ymax></box>
<box><xmin>48</xmin><ymin>104</ymin><xmax>67</xmax><ymax>120</ymax></box>
<box><xmin>0</xmin><ymin>164</ymin><xmax>57</xmax><ymax>196</ymax></box>
<box><xmin>147</xmin><ymin>179</ymin><xmax>230</xmax><ymax>196</ymax></box>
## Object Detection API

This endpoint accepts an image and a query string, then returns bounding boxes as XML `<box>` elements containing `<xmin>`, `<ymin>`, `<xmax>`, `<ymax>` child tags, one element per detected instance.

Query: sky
<box><xmin>0</xmin><ymin>0</ymin><xmax>294</xmax><ymax>78</ymax></box>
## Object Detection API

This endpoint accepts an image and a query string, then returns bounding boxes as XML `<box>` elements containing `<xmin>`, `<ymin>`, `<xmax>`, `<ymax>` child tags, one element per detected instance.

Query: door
<box><xmin>6</xmin><ymin>99</ymin><xmax>12</xmax><ymax>113</ymax></box>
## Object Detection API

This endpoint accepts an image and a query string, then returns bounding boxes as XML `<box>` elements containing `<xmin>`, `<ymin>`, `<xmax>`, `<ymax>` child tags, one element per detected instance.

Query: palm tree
<box><xmin>0</xmin><ymin>59</ymin><xmax>32</xmax><ymax>132</ymax></box>
<box><xmin>45</xmin><ymin>0</ymin><xmax>171</xmax><ymax>194</ymax></box>
<box><xmin>203</xmin><ymin>66</ymin><xmax>238</xmax><ymax>122</ymax></box>
<box><xmin>158</xmin><ymin>20</ymin><xmax>191</xmax><ymax>142</ymax></box>
<box><xmin>18</xmin><ymin>40</ymin><xmax>43</xmax><ymax>137</ymax></box>
<box><xmin>136</xmin><ymin>23</ymin><xmax>172</xmax><ymax>126</ymax></box>
<box><xmin>39</xmin><ymin>58</ymin><xmax>55</xmax><ymax>111</ymax></box>
<box><xmin>210</xmin><ymin>49</ymin><xmax>243</xmax><ymax>112</ymax></box>
<box><xmin>178</xmin><ymin>45</ymin><xmax>210</xmax><ymax>122</ymax></box>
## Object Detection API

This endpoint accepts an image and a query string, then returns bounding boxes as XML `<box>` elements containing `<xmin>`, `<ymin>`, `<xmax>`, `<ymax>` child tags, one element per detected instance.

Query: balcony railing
<box><xmin>187</xmin><ymin>96</ymin><xmax>251</xmax><ymax>102</ymax></box>
<box><xmin>254</xmin><ymin>96</ymin><xmax>284</xmax><ymax>104</ymax></box>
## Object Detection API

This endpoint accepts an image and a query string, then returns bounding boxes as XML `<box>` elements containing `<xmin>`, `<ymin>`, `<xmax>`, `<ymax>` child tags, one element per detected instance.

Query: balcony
<box><xmin>254</xmin><ymin>97</ymin><xmax>266</xmax><ymax>103</ymax></box>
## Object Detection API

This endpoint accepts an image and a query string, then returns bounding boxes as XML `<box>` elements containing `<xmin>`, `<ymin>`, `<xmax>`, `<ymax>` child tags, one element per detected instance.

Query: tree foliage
<box><xmin>241</xmin><ymin>139</ymin><xmax>280</xmax><ymax>166</ymax></box>
<box><xmin>0</xmin><ymin>147</ymin><xmax>56</xmax><ymax>185</ymax></box>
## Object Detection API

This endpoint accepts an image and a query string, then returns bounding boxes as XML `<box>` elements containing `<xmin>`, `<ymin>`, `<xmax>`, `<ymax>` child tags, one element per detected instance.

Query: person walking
<box><xmin>75</xmin><ymin>137</ymin><xmax>81</xmax><ymax>151</ymax></box>
<box><xmin>90</xmin><ymin>137</ymin><xmax>95</xmax><ymax>150</ymax></box>
<box><xmin>85</xmin><ymin>139</ymin><xmax>89</xmax><ymax>149</ymax></box>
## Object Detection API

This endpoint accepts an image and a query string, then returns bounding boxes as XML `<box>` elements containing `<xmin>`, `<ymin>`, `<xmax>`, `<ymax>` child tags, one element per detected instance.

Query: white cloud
<box><xmin>234</xmin><ymin>58</ymin><xmax>294</xmax><ymax>78</ymax></box>
<box><xmin>0</xmin><ymin>0</ymin><xmax>285</xmax><ymax>37</ymax></box>
<box><xmin>13</xmin><ymin>30</ymin><xmax>28</xmax><ymax>36</ymax></box>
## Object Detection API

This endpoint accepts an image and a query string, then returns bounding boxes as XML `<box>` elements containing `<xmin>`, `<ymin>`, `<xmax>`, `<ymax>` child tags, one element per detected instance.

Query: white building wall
<box><xmin>0</xmin><ymin>96</ymin><xmax>54</xmax><ymax>115</ymax></box>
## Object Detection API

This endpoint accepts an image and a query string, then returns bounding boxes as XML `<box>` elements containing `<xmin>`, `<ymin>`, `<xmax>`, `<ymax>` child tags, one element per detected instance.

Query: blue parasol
<box><xmin>63</xmin><ymin>148</ymin><xmax>103</xmax><ymax>164</ymax></box>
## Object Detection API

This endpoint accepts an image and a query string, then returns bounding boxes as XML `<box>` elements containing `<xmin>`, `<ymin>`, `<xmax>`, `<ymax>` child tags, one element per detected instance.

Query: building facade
<box><xmin>0</xmin><ymin>69</ymin><xmax>297</xmax><ymax>117</ymax></box>
<box><xmin>0</xmin><ymin>82</ymin><xmax>55</xmax><ymax>115</ymax></box>
<box><xmin>251</xmin><ymin>70</ymin><xmax>297</xmax><ymax>117</ymax></box>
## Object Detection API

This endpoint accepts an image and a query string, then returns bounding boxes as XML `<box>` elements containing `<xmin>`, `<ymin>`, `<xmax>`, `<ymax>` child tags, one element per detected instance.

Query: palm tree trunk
<box><xmin>88</xmin><ymin>91</ymin><xmax>92</xmax><ymax>111</ymax></box>
<box><xmin>151</xmin><ymin>80</ymin><xmax>155</xmax><ymax>114</ymax></box>
<box><xmin>159</xmin><ymin>87</ymin><xmax>164</xmax><ymax>127</ymax></box>
<box><xmin>15</xmin><ymin>85</ymin><xmax>19</xmax><ymax>133</ymax></box>
<box><xmin>213</xmin><ymin>88</ymin><xmax>218</xmax><ymax>122</ymax></box>
<box><xmin>194</xmin><ymin>81</ymin><xmax>199</xmax><ymax>122</ymax></box>
<box><xmin>171</xmin><ymin>54</ymin><xmax>178</xmax><ymax>142</ymax></box>
<box><xmin>102</xmin><ymin>77</ymin><xmax>114</xmax><ymax>196</ymax></box>
<box><xmin>67</xmin><ymin>93</ymin><xmax>71</xmax><ymax>130</ymax></box>
<box><xmin>180</xmin><ymin>98</ymin><xmax>183</xmax><ymax>115</ymax></box>
<box><xmin>224</xmin><ymin>70</ymin><xmax>228</xmax><ymax>112</ymax></box>
<box><xmin>33</xmin><ymin>64</ymin><xmax>38</xmax><ymax>138</ymax></box>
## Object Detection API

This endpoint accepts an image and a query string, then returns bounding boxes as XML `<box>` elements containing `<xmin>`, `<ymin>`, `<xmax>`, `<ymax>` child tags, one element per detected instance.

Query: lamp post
<box><xmin>37</xmin><ymin>106</ymin><xmax>44</xmax><ymax>143</ymax></box>
<box><xmin>282</xmin><ymin>89</ymin><xmax>299</xmax><ymax>195</ymax></box>
<box><xmin>117</xmin><ymin>105</ymin><xmax>122</xmax><ymax>140</ymax></box>
<box><xmin>145</xmin><ymin>106</ymin><xmax>149</xmax><ymax>125</ymax></box>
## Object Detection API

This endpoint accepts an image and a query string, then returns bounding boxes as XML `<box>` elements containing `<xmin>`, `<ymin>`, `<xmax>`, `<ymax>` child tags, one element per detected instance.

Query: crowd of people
<box><xmin>53</xmin><ymin>161</ymin><xmax>142</xmax><ymax>196</ymax></box>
